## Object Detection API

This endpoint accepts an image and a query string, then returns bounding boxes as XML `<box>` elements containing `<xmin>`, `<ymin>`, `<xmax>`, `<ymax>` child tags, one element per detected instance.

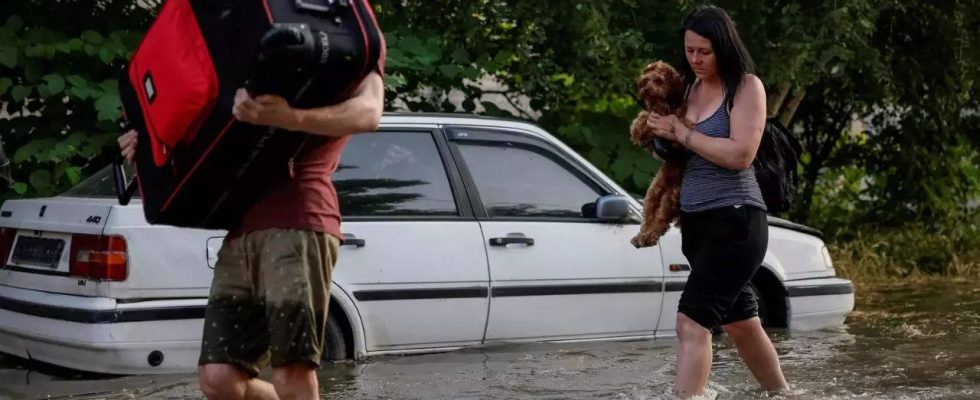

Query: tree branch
<box><xmin>481</xmin><ymin>89</ymin><xmax>535</xmax><ymax>119</ymax></box>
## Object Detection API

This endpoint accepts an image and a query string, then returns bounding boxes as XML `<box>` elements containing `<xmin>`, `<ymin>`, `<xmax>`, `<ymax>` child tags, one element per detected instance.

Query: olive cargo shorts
<box><xmin>198</xmin><ymin>228</ymin><xmax>340</xmax><ymax>376</ymax></box>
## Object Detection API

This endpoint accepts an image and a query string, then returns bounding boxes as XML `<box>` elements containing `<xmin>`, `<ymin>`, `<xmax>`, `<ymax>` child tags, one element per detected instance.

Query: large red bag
<box><xmin>117</xmin><ymin>0</ymin><xmax>383</xmax><ymax>230</ymax></box>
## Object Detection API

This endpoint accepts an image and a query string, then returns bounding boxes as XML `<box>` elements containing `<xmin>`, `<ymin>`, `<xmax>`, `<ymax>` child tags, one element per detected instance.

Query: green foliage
<box><xmin>0</xmin><ymin>1</ymin><xmax>158</xmax><ymax>199</ymax></box>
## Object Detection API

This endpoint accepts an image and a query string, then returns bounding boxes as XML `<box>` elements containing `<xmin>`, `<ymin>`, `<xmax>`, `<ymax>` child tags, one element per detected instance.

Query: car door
<box><xmin>653</xmin><ymin>228</ymin><xmax>688</xmax><ymax>337</ymax></box>
<box><xmin>445</xmin><ymin>126</ymin><xmax>665</xmax><ymax>342</ymax></box>
<box><xmin>332</xmin><ymin>128</ymin><xmax>490</xmax><ymax>352</ymax></box>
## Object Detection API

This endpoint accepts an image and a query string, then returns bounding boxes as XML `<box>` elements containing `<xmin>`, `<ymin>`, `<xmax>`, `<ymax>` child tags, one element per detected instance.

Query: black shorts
<box><xmin>677</xmin><ymin>205</ymin><xmax>768</xmax><ymax>329</ymax></box>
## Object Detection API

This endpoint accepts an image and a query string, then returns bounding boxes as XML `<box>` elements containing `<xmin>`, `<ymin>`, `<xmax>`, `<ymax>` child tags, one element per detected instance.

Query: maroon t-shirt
<box><xmin>238</xmin><ymin>36</ymin><xmax>386</xmax><ymax>240</ymax></box>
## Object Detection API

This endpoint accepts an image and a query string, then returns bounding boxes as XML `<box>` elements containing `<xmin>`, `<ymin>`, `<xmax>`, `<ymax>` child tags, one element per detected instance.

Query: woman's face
<box><xmin>684</xmin><ymin>30</ymin><xmax>717</xmax><ymax>80</ymax></box>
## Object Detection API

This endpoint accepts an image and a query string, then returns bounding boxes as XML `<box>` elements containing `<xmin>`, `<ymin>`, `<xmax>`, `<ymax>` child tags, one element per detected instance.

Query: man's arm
<box><xmin>233</xmin><ymin>71</ymin><xmax>385</xmax><ymax>137</ymax></box>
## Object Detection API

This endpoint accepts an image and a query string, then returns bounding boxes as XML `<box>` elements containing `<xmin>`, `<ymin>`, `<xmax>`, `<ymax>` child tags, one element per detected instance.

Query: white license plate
<box><xmin>11</xmin><ymin>236</ymin><xmax>66</xmax><ymax>268</ymax></box>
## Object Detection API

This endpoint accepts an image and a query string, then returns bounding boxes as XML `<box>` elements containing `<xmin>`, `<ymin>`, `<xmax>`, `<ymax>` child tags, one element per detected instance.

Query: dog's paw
<box><xmin>630</xmin><ymin>233</ymin><xmax>660</xmax><ymax>249</ymax></box>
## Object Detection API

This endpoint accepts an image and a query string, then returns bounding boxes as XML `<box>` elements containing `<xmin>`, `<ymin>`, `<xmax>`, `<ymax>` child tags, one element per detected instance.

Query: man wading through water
<box><xmin>118</xmin><ymin>29</ymin><xmax>386</xmax><ymax>400</ymax></box>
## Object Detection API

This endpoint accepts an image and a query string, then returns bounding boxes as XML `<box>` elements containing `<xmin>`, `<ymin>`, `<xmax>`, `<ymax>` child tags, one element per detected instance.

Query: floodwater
<box><xmin>1</xmin><ymin>282</ymin><xmax>978</xmax><ymax>399</ymax></box>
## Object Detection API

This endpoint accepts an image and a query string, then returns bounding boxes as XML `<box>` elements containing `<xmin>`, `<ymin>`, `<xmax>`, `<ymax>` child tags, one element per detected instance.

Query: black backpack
<box><xmin>720</xmin><ymin>89</ymin><xmax>802</xmax><ymax>214</ymax></box>
<box><xmin>752</xmin><ymin>118</ymin><xmax>802</xmax><ymax>213</ymax></box>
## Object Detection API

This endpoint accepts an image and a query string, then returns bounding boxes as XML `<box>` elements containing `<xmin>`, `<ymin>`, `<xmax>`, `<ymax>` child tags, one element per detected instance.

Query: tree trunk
<box><xmin>779</xmin><ymin>88</ymin><xmax>807</xmax><ymax>127</ymax></box>
<box><xmin>767</xmin><ymin>82</ymin><xmax>792</xmax><ymax>118</ymax></box>
<box><xmin>792</xmin><ymin>106</ymin><xmax>849</xmax><ymax>224</ymax></box>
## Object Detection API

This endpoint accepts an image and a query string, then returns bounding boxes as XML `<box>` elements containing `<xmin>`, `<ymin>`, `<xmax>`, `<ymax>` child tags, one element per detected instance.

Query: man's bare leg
<box><xmin>198</xmin><ymin>364</ymin><xmax>279</xmax><ymax>400</ymax></box>
<box><xmin>271</xmin><ymin>362</ymin><xmax>319</xmax><ymax>400</ymax></box>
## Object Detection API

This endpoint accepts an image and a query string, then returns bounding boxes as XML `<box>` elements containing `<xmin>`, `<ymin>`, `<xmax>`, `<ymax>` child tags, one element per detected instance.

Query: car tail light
<box><xmin>0</xmin><ymin>228</ymin><xmax>16</xmax><ymax>265</ymax></box>
<box><xmin>70</xmin><ymin>234</ymin><xmax>128</xmax><ymax>281</ymax></box>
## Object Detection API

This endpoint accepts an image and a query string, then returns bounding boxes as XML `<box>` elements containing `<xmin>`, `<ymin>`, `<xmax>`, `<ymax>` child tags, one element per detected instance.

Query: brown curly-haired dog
<box><xmin>629</xmin><ymin>61</ymin><xmax>690</xmax><ymax>248</ymax></box>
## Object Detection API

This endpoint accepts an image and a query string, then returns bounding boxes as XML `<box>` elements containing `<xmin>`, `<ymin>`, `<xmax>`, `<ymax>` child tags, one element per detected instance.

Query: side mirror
<box><xmin>595</xmin><ymin>194</ymin><xmax>631</xmax><ymax>221</ymax></box>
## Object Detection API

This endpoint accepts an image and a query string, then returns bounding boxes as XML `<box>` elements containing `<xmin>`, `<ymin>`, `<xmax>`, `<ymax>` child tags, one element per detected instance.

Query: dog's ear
<box><xmin>636</xmin><ymin>70</ymin><xmax>651</xmax><ymax>91</ymax></box>
<box><xmin>630</xmin><ymin>91</ymin><xmax>644</xmax><ymax>110</ymax></box>
<box><xmin>634</xmin><ymin>70</ymin><xmax>652</xmax><ymax>110</ymax></box>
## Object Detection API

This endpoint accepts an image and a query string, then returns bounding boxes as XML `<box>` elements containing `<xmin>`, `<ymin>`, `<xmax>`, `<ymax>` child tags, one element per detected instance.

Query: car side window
<box><xmin>334</xmin><ymin>132</ymin><xmax>458</xmax><ymax>217</ymax></box>
<box><xmin>455</xmin><ymin>139</ymin><xmax>606</xmax><ymax>219</ymax></box>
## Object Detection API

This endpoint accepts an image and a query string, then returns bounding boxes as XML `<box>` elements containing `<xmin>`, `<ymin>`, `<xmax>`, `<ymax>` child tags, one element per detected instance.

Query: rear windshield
<box><xmin>61</xmin><ymin>165</ymin><xmax>128</xmax><ymax>199</ymax></box>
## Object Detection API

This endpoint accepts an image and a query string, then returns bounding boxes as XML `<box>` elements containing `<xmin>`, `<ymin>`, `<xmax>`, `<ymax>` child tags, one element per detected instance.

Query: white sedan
<box><xmin>0</xmin><ymin>113</ymin><xmax>854</xmax><ymax>374</ymax></box>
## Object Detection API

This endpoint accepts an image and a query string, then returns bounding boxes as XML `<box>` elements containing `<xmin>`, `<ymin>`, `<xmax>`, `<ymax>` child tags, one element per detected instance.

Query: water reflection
<box><xmin>1</xmin><ymin>282</ymin><xmax>978</xmax><ymax>399</ymax></box>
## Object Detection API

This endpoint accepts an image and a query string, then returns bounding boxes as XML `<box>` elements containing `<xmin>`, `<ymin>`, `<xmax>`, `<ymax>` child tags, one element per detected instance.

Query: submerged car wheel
<box><xmin>751</xmin><ymin>270</ymin><xmax>789</xmax><ymax>328</ymax></box>
<box><xmin>323</xmin><ymin>314</ymin><xmax>348</xmax><ymax>361</ymax></box>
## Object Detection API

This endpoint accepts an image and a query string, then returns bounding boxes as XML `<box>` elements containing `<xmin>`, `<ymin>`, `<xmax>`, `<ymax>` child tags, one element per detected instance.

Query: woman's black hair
<box><xmin>680</xmin><ymin>5</ymin><xmax>755</xmax><ymax>105</ymax></box>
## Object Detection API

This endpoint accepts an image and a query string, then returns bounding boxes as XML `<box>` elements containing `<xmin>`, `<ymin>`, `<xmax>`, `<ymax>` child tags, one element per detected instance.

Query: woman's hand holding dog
<box><xmin>647</xmin><ymin>113</ymin><xmax>695</xmax><ymax>147</ymax></box>
<box><xmin>647</xmin><ymin>113</ymin><xmax>681</xmax><ymax>140</ymax></box>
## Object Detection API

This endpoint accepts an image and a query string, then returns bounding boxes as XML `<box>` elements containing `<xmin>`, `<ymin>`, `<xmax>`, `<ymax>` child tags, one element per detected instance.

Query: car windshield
<box><xmin>61</xmin><ymin>165</ymin><xmax>130</xmax><ymax>199</ymax></box>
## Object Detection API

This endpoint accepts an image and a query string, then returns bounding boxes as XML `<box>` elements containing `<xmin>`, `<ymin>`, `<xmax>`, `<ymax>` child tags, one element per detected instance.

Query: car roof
<box><xmin>378</xmin><ymin>112</ymin><xmax>548</xmax><ymax>138</ymax></box>
<box><xmin>380</xmin><ymin>111</ymin><xmax>530</xmax><ymax>124</ymax></box>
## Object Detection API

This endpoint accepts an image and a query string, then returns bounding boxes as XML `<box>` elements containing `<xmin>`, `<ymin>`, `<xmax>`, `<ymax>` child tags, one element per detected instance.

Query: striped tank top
<box><xmin>680</xmin><ymin>92</ymin><xmax>767</xmax><ymax>213</ymax></box>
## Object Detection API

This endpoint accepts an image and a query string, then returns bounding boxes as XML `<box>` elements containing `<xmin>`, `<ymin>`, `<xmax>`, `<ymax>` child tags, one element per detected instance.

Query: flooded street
<box><xmin>2</xmin><ymin>281</ymin><xmax>978</xmax><ymax>399</ymax></box>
